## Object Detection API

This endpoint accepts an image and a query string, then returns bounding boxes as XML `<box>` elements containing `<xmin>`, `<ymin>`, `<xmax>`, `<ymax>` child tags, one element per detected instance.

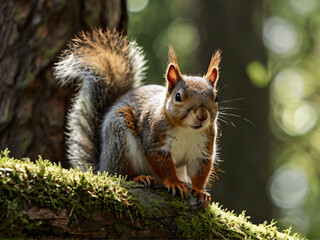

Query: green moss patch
<box><xmin>0</xmin><ymin>149</ymin><xmax>304</xmax><ymax>239</ymax></box>
<box><xmin>0</xmin><ymin>149</ymin><xmax>142</xmax><ymax>237</ymax></box>
<box><xmin>173</xmin><ymin>203</ymin><xmax>303</xmax><ymax>239</ymax></box>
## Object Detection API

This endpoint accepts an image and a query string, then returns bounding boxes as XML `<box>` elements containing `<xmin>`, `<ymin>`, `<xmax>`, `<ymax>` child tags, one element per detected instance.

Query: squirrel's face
<box><xmin>164</xmin><ymin>47</ymin><xmax>221</xmax><ymax>131</ymax></box>
<box><xmin>165</xmin><ymin>76</ymin><xmax>218</xmax><ymax>131</ymax></box>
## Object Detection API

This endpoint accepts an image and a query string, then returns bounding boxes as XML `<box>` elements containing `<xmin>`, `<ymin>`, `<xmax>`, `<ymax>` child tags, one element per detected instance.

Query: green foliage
<box><xmin>0</xmin><ymin>149</ymin><xmax>304</xmax><ymax>239</ymax></box>
<box><xmin>246</xmin><ymin>61</ymin><xmax>270</xmax><ymax>88</ymax></box>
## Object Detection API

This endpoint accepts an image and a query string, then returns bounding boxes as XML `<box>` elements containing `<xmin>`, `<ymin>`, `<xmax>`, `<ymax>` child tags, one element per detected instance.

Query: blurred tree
<box><xmin>0</xmin><ymin>0</ymin><xmax>128</xmax><ymax>167</ymax></box>
<box><xmin>196</xmin><ymin>1</ymin><xmax>272</xmax><ymax>224</ymax></box>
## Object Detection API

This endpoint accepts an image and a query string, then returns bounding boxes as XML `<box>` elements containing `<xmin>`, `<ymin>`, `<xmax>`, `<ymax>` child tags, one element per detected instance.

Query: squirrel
<box><xmin>54</xmin><ymin>28</ymin><xmax>221</xmax><ymax>208</ymax></box>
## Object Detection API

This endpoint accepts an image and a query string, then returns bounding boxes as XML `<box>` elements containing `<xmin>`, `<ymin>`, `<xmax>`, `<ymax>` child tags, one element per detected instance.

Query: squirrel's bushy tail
<box><xmin>54</xmin><ymin>28</ymin><xmax>147</xmax><ymax>171</ymax></box>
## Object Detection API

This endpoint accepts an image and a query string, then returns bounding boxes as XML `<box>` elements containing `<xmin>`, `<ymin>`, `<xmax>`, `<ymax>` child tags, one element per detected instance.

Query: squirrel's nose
<box><xmin>195</xmin><ymin>108</ymin><xmax>208</xmax><ymax>122</ymax></box>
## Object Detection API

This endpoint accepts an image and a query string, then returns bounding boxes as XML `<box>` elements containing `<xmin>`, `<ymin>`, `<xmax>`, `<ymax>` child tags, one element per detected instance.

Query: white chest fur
<box><xmin>162</xmin><ymin>127</ymin><xmax>210</xmax><ymax>181</ymax></box>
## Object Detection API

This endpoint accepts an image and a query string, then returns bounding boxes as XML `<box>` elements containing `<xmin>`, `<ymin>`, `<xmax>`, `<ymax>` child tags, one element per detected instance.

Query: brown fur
<box><xmin>205</xmin><ymin>125</ymin><xmax>219</xmax><ymax>187</ymax></box>
<box><xmin>156</xmin><ymin>131</ymin><xmax>167</xmax><ymax>147</ymax></box>
<box><xmin>116</xmin><ymin>106</ymin><xmax>139</xmax><ymax>136</ymax></box>
<box><xmin>164</xmin><ymin>108</ymin><xmax>189</xmax><ymax>127</ymax></box>
<box><xmin>145</xmin><ymin>151</ymin><xmax>189</xmax><ymax>199</ymax></box>
<box><xmin>191</xmin><ymin>159</ymin><xmax>213</xmax><ymax>190</ymax></box>
<box><xmin>145</xmin><ymin>152</ymin><xmax>177</xmax><ymax>181</ymax></box>
<box><xmin>168</xmin><ymin>44</ymin><xmax>182</xmax><ymax>76</ymax></box>
<box><xmin>205</xmin><ymin>126</ymin><xmax>216</xmax><ymax>156</ymax></box>
<box><xmin>190</xmin><ymin>159</ymin><xmax>213</xmax><ymax>208</ymax></box>
<box><xmin>71</xmin><ymin>29</ymin><xmax>132</xmax><ymax>91</ymax></box>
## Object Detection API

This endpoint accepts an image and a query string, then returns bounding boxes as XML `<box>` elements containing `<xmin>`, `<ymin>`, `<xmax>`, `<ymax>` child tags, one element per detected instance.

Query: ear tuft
<box><xmin>205</xmin><ymin>49</ymin><xmax>222</xmax><ymax>86</ymax></box>
<box><xmin>166</xmin><ymin>45</ymin><xmax>182</xmax><ymax>92</ymax></box>
<box><xmin>168</xmin><ymin>44</ymin><xmax>178</xmax><ymax>66</ymax></box>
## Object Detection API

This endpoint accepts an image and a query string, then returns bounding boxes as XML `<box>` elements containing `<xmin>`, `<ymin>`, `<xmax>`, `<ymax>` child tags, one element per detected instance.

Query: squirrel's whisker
<box><xmin>218</xmin><ymin>98</ymin><xmax>245</xmax><ymax>104</ymax></box>
<box><xmin>219</xmin><ymin>112</ymin><xmax>256</xmax><ymax>128</ymax></box>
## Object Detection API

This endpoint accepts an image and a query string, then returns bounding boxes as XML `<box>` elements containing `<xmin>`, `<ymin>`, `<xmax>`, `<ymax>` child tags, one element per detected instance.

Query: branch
<box><xmin>0</xmin><ymin>149</ymin><xmax>303</xmax><ymax>239</ymax></box>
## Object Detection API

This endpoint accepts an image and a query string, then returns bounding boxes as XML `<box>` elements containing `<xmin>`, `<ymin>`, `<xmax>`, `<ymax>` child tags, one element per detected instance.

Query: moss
<box><xmin>172</xmin><ymin>202</ymin><xmax>304</xmax><ymax>240</ymax></box>
<box><xmin>0</xmin><ymin>149</ymin><xmax>304</xmax><ymax>239</ymax></box>
<box><xmin>0</xmin><ymin>149</ymin><xmax>143</xmax><ymax>237</ymax></box>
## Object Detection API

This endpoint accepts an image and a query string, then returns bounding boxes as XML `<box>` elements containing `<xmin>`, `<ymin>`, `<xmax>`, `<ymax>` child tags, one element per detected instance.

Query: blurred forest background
<box><xmin>127</xmin><ymin>0</ymin><xmax>319</xmax><ymax>238</ymax></box>
<box><xmin>0</xmin><ymin>0</ymin><xmax>318</xmax><ymax>239</ymax></box>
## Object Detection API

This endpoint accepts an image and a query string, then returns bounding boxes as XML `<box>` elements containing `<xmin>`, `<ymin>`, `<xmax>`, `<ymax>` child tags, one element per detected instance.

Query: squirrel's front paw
<box><xmin>133</xmin><ymin>175</ymin><xmax>156</xmax><ymax>186</ymax></box>
<box><xmin>163</xmin><ymin>179</ymin><xmax>189</xmax><ymax>200</ymax></box>
<box><xmin>190</xmin><ymin>187</ymin><xmax>211</xmax><ymax>208</ymax></box>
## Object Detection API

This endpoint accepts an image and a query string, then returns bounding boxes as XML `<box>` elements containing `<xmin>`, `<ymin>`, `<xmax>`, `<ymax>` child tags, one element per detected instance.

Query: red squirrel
<box><xmin>54</xmin><ymin>28</ymin><xmax>221</xmax><ymax>208</ymax></box>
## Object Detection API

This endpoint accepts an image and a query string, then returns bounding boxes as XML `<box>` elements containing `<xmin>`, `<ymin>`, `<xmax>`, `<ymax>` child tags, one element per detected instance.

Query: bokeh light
<box><xmin>290</xmin><ymin>0</ymin><xmax>318</xmax><ymax>15</ymax></box>
<box><xmin>271</xmin><ymin>67</ymin><xmax>319</xmax><ymax>136</ymax></box>
<box><xmin>152</xmin><ymin>19</ymin><xmax>199</xmax><ymax>57</ymax></box>
<box><xmin>265</xmin><ymin>1</ymin><xmax>319</xmax><ymax>238</ymax></box>
<box><xmin>127</xmin><ymin>0</ymin><xmax>149</xmax><ymax>13</ymax></box>
<box><xmin>279</xmin><ymin>207</ymin><xmax>310</xmax><ymax>234</ymax></box>
<box><xmin>269</xmin><ymin>164</ymin><xmax>308</xmax><ymax>209</ymax></box>
<box><xmin>166</xmin><ymin>19</ymin><xmax>200</xmax><ymax>57</ymax></box>
<box><xmin>263</xmin><ymin>17</ymin><xmax>298</xmax><ymax>55</ymax></box>
<box><xmin>272</xmin><ymin>69</ymin><xmax>305</xmax><ymax>103</ymax></box>
<box><xmin>280</xmin><ymin>102</ymin><xmax>318</xmax><ymax>136</ymax></box>
<box><xmin>246</xmin><ymin>61</ymin><xmax>270</xmax><ymax>88</ymax></box>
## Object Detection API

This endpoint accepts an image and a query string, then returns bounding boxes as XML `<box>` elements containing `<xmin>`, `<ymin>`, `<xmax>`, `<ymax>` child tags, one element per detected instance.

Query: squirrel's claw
<box><xmin>133</xmin><ymin>175</ymin><xmax>156</xmax><ymax>186</ymax></box>
<box><xmin>190</xmin><ymin>187</ymin><xmax>211</xmax><ymax>208</ymax></box>
<box><xmin>165</xmin><ymin>180</ymin><xmax>189</xmax><ymax>200</ymax></box>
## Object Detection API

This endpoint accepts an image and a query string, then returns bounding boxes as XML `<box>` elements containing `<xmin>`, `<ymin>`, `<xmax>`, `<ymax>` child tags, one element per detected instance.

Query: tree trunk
<box><xmin>0</xmin><ymin>0</ymin><xmax>128</xmax><ymax>168</ymax></box>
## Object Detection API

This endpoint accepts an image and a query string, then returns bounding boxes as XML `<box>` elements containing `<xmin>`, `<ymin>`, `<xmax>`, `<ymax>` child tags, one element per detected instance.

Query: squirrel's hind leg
<box><xmin>100</xmin><ymin>106</ymin><xmax>155</xmax><ymax>185</ymax></box>
<box><xmin>99</xmin><ymin>109</ymin><xmax>133</xmax><ymax>175</ymax></box>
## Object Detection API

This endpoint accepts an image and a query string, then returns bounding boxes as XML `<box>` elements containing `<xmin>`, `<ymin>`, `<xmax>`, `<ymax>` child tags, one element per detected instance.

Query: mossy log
<box><xmin>0</xmin><ymin>150</ymin><xmax>303</xmax><ymax>239</ymax></box>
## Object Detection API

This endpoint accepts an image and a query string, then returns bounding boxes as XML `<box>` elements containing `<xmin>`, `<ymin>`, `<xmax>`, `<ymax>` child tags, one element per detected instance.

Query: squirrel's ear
<box><xmin>205</xmin><ymin>49</ymin><xmax>222</xmax><ymax>87</ymax></box>
<box><xmin>166</xmin><ymin>64</ymin><xmax>180</xmax><ymax>92</ymax></box>
<box><xmin>166</xmin><ymin>45</ymin><xmax>182</xmax><ymax>92</ymax></box>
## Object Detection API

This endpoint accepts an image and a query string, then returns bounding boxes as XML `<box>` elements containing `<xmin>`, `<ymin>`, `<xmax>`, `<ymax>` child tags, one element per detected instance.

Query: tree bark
<box><xmin>24</xmin><ymin>189</ymin><xmax>179</xmax><ymax>239</ymax></box>
<box><xmin>0</xmin><ymin>0</ymin><xmax>128</xmax><ymax>168</ymax></box>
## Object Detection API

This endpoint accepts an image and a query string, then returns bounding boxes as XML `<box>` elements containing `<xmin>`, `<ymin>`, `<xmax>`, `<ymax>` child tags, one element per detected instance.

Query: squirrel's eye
<box><xmin>175</xmin><ymin>92</ymin><xmax>182</xmax><ymax>102</ymax></box>
<box><xmin>215</xmin><ymin>95</ymin><xmax>219</xmax><ymax>102</ymax></box>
